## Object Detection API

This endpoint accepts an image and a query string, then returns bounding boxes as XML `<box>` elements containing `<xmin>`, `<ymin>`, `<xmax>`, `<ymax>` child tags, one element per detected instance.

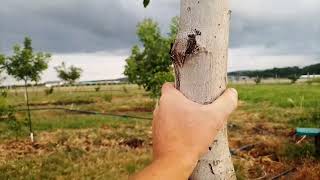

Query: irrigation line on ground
<box><xmin>270</xmin><ymin>167</ymin><xmax>296</xmax><ymax>180</ymax></box>
<box><xmin>16</xmin><ymin>107</ymin><xmax>152</xmax><ymax>120</ymax></box>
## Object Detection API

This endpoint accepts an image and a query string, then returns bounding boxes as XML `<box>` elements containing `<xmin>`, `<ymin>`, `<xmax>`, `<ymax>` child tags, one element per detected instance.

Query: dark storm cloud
<box><xmin>0</xmin><ymin>0</ymin><xmax>319</xmax><ymax>57</ymax></box>
<box><xmin>230</xmin><ymin>10</ymin><xmax>320</xmax><ymax>55</ymax></box>
<box><xmin>0</xmin><ymin>0</ymin><xmax>147</xmax><ymax>53</ymax></box>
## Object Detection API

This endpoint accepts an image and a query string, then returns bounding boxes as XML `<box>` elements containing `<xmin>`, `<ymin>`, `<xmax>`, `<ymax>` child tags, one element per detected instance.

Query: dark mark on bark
<box><xmin>209</xmin><ymin>163</ymin><xmax>215</xmax><ymax>174</ymax></box>
<box><xmin>186</xmin><ymin>29</ymin><xmax>201</xmax><ymax>56</ymax></box>
<box><xmin>187</xmin><ymin>7</ymin><xmax>191</xmax><ymax>11</ymax></box>
<box><xmin>194</xmin><ymin>29</ymin><xmax>201</xmax><ymax>36</ymax></box>
<box><xmin>170</xmin><ymin>29</ymin><xmax>201</xmax><ymax>68</ymax></box>
<box><xmin>186</xmin><ymin>34</ymin><xmax>198</xmax><ymax>55</ymax></box>
<box><xmin>170</xmin><ymin>43</ymin><xmax>182</xmax><ymax>90</ymax></box>
<box><xmin>170</xmin><ymin>29</ymin><xmax>202</xmax><ymax>90</ymax></box>
<box><xmin>212</xmin><ymin>160</ymin><xmax>221</xmax><ymax>166</ymax></box>
<box><xmin>209</xmin><ymin>146</ymin><xmax>212</xmax><ymax>151</ymax></box>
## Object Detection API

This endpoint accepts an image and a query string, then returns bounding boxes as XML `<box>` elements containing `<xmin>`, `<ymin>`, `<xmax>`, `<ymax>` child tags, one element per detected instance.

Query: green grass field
<box><xmin>0</xmin><ymin>84</ymin><xmax>319</xmax><ymax>179</ymax></box>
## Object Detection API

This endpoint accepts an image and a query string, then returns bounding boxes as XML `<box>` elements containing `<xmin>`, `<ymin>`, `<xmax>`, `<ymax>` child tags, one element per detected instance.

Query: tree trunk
<box><xmin>171</xmin><ymin>0</ymin><xmax>235</xmax><ymax>179</ymax></box>
<box><xmin>24</xmin><ymin>80</ymin><xmax>34</xmax><ymax>143</ymax></box>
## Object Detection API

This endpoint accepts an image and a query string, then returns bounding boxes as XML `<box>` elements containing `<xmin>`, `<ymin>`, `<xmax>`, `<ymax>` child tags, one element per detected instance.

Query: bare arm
<box><xmin>131</xmin><ymin>83</ymin><xmax>238</xmax><ymax>180</ymax></box>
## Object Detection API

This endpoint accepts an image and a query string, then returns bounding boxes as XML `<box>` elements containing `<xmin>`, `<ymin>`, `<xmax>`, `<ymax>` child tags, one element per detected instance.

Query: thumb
<box><xmin>207</xmin><ymin>88</ymin><xmax>238</xmax><ymax>117</ymax></box>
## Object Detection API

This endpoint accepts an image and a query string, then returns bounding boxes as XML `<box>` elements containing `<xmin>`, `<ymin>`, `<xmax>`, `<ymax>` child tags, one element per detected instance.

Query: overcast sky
<box><xmin>1</xmin><ymin>0</ymin><xmax>320</xmax><ymax>84</ymax></box>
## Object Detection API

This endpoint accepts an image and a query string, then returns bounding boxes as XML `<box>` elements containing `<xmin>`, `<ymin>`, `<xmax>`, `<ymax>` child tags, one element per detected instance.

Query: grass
<box><xmin>290</xmin><ymin>108</ymin><xmax>320</xmax><ymax>128</ymax></box>
<box><xmin>281</xmin><ymin>143</ymin><xmax>318</xmax><ymax>160</ymax></box>
<box><xmin>0</xmin><ymin>147</ymin><xmax>151</xmax><ymax>179</ymax></box>
<box><xmin>0</xmin><ymin>83</ymin><xmax>319</xmax><ymax>179</ymax></box>
<box><xmin>232</xmin><ymin>84</ymin><xmax>320</xmax><ymax>108</ymax></box>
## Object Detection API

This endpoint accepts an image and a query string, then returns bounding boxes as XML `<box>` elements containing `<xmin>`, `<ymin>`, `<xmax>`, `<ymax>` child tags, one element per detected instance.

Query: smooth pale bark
<box><xmin>171</xmin><ymin>0</ymin><xmax>235</xmax><ymax>179</ymax></box>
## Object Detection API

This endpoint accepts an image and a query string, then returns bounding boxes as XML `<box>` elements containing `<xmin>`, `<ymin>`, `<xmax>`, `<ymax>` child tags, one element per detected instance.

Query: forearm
<box><xmin>130</xmin><ymin>155</ymin><xmax>197</xmax><ymax>180</ymax></box>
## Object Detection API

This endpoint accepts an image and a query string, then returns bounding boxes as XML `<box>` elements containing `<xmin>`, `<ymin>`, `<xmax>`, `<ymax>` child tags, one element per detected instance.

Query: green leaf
<box><xmin>143</xmin><ymin>0</ymin><xmax>150</xmax><ymax>8</ymax></box>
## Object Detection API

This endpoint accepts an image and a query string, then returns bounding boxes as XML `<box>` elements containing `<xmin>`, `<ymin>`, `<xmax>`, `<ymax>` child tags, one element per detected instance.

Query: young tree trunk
<box><xmin>171</xmin><ymin>0</ymin><xmax>235</xmax><ymax>179</ymax></box>
<box><xmin>24</xmin><ymin>80</ymin><xmax>34</xmax><ymax>143</ymax></box>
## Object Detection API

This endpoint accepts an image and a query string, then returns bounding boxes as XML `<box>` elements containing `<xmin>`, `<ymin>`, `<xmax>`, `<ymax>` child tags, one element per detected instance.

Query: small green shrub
<box><xmin>125</xmin><ymin>163</ymin><xmax>137</xmax><ymax>174</ymax></box>
<box><xmin>95</xmin><ymin>86</ymin><xmax>101</xmax><ymax>92</ymax></box>
<box><xmin>254</xmin><ymin>76</ymin><xmax>261</xmax><ymax>85</ymax></box>
<box><xmin>122</xmin><ymin>86</ymin><xmax>128</xmax><ymax>93</ymax></box>
<box><xmin>7</xmin><ymin>116</ymin><xmax>23</xmax><ymax>140</ymax></box>
<box><xmin>44</xmin><ymin>87</ymin><xmax>54</xmax><ymax>95</ymax></box>
<box><xmin>142</xmin><ymin>101</ymin><xmax>156</xmax><ymax>111</ymax></box>
<box><xmin>64</xmin><ymin>146</ymin><xmax>86</xmax><ymax>161</ymax></box>
<box><xmin>57</xmin><ymin>131</ymin><xmax>69</xmax><ymax>145</ymax></box>
<box><xmin>233</xmin><ymin>162</ymin><xmax>246</xmax><ymax>180</ymax></box>
<box><xmin>103</xmin><ymin>94</ymin><xmax>113</xmax><ymax>102</ymax></box>
<box><xmin>288</xmin><ymin>74</ymin><xmax>300</xmax><ymax>84</ymax></box>
<box><xmin>0</xmin><ymin>97</ymin><xmax>23</xmax><ymax>139</ymax></box>
<box><xmin>0</xmin><ymin>90</ymin><xmax>8</xmax><ymax>97</ymax></box>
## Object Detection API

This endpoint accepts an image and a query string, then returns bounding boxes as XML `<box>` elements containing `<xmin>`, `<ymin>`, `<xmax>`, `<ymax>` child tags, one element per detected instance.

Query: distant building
<box><xmin>44</xmin><ymin>81</ymin><xmax>64</xmax><ymax>87</ymax></box>
<box><xmin>78</xmin><ymin>78</ymin><xmax>128</xmax><ymax>86</ymax></box>
<box><xmin>300</xmin><ymin>74</ymin><xmax>320</xmax><ymax>79</ymax></box>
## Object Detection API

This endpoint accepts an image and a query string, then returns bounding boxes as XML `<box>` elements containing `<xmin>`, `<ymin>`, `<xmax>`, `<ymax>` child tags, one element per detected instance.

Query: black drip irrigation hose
<box><xmin>270</xmin><ymin>167</ymin><xmax>296</xmax><ymax>180</ymax></box>
<box><xmin>16</xmin><ymin>107</ymin><xmax>152</xmax><ymax>120</ymax></box>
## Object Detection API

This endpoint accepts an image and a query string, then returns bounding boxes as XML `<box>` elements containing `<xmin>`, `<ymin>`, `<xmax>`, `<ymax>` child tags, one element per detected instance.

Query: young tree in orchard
<box><xmin>288</xmin><ymin>74</ymin><xmax>300</xmax><ymax>84</ymax></box>
<box><xmin>142</xmin><ymin>0</ymin><xmax>235</xmax><ymax>179</ymax></box>
<box><xmin>124</xmin><ymin>18</ymin><xmax>178</xmax><ymax>98</ymax></box>
<box><xmin>55</xmin><ymin>62</ymin><xmax>82</xmax><ymax>85</ymax></box>
<box><xmin>3</xmin><ymin>37</ymin><xmax>51</xmax><ymax>142</ymax></box>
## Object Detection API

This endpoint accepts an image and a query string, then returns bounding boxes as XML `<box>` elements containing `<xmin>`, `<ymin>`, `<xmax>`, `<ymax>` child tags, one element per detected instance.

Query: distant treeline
<box><xmin>228</xmin><ymin>63</ymin><xmax>320</xmax><ymax>78</ymax></box>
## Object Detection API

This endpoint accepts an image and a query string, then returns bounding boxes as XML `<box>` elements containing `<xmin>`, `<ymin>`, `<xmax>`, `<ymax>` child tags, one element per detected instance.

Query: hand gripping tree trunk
<box><xmin>170</xmin><ymin>0</ymin><xmax>235</xmax><ymax>179</ymax></box>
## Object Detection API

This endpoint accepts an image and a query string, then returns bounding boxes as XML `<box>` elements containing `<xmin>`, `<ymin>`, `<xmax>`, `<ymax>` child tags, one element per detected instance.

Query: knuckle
<box><xmin>159</xmin><ymin>94</ymin><xmax>167</xmax><ymax>104</ymax></box>
<box><xmin>153</xmin><ymin>109</ymin><xmax>157</xmax><ymax>116</ymax></box>
<box><xmin>213</xmin><ymin>110</ymin><xmax>228</xmax><ymax>124</ymax></box>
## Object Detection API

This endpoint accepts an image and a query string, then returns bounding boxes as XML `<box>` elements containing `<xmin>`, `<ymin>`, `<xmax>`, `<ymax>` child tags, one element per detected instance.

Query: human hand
<box><xmin>131</xmin><ymin>83</ymin><xmax>238</xmax><ymax>180</ymax></box>
<box><xmin>152</xmin><ymin>83</ymin><xmax>238</xmax><ymax>165</ymax></box>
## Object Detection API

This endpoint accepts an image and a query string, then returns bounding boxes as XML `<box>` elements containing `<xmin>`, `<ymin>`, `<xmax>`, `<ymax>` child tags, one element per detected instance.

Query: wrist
<box><xmin>154</xmin><ymin>152</ymin><xmax>198</xmax><ymax>177</ymax></box>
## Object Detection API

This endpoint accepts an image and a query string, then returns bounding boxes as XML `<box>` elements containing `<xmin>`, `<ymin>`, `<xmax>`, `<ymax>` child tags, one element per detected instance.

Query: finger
<box><xmin>207</xmin><ymin>88</ymin><xmax>238</xmax><ymax>116</ymax></box>
<box><xmin>153</xmin><ymin>101</ymin><xmax>159</xmax><ymax>116</ymax></box>
<box><xmin>161</xmin><ymin>82</ymin><xmax>175</xmax><ymax>95</ymax></box>
<box><xmin>152</xmin><ymin>104</ymin><xmax>159</xmax><ymax>130</ymax></box>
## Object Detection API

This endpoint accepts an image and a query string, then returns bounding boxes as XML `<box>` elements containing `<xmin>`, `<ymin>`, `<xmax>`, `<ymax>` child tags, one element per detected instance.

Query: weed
<box><xmin>0</xmin><ymin>159</ymin><xmax>37</xmax><ymax>179</ymax></box>
<box><xmin>233</xmin><ymin>161</ymin><xmax>247</xmax><ymax>180</ymax></box>
<box><xmin>64</xmin><ymin>146</ymin><xmax>86</xmax><ymax>161</ymax></box>
<box><xmin>44</xmin><ymin>87</ymin><xmax>54</xmax><ymax>95</ymax></box>
<box><xmin>290</xmin><ymin>108</ymin><xmax>320</xmax><ymax>128</ymax></box>
<box><xmin>123</xmin><ymin>86</ymin><xmax>128</xmax><ymax>93</ymax></box>
<box><xmin>95</xmin><ymin>86</ymin><xmax>101</xmax><ymax>92</ymax></box>
<box><xmin>103</xmin><ymin>94</ymin><xmax>113</xmax><ymax>102</ymax></box>
<box><xmin>281</xmin><ymin>143</ymin><xmax>317</xmax><ymax>160</ymax></box>
<box><xmin>40</xmin><ymin>152</ymin><xmax>74</xmax><ymax>179</ymax></box>
<box><xmin>57</xmin><ymin>131</ymin><xmax>69</xmax><ymax>145</ymax></box>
